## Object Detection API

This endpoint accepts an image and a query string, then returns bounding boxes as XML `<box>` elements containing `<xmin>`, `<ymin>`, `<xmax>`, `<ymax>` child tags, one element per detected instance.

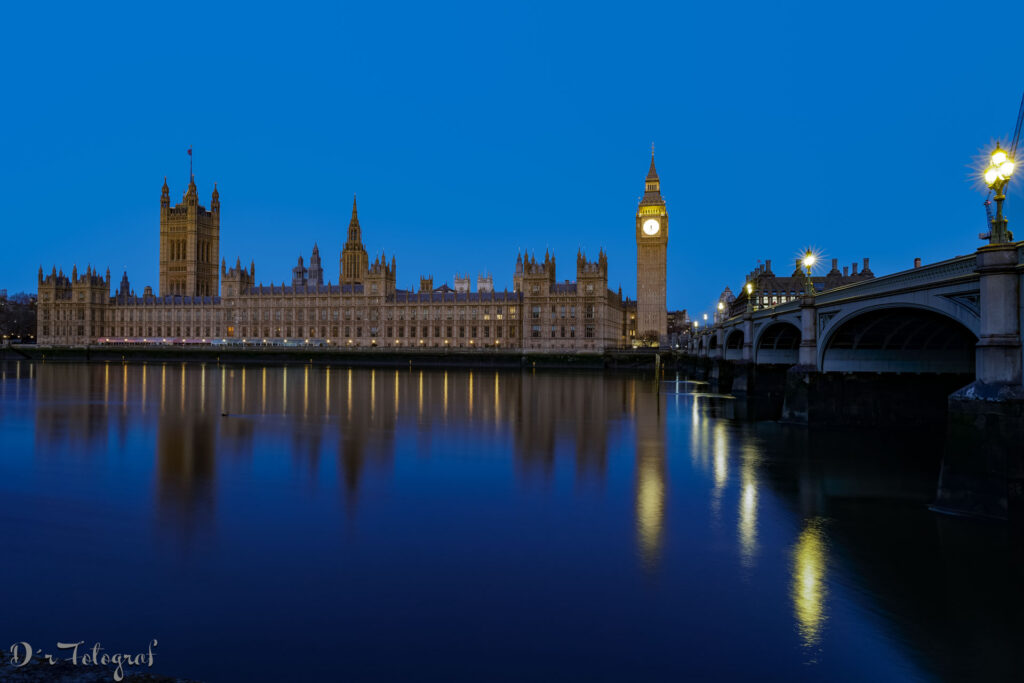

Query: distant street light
<box><xmin>984</xmin><ymin>143</ymin><xmax>1015</xmax><ymax>243</ymax></box>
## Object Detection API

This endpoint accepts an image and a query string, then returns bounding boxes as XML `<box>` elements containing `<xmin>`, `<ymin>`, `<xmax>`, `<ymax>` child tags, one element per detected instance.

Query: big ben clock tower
<box><xmin>636</xmin><ymin>152</ymin><xmax>668</xmax><ymax>346</ymax></box>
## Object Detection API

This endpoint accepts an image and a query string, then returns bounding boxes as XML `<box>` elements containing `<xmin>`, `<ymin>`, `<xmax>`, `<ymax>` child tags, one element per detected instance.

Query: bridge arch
<box><xmin>725</xmin><ymin>329</ymin><xmax>744</xmax><ymax>361</ymax></box>
<box><xmin>819</xmin><ymin>305</ymin><xmax>976</xmax><ymax>374</ymax></box>
<box><xmin>755</xmin><ymin>321</ymin><xmax>801</xmax><ymax>365</ymax></box>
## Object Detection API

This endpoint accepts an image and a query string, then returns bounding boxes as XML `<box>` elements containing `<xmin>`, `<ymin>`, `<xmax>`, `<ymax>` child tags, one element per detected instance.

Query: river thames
<box><xmin>0</xmin><ymin>361</ymin><xmax>1020</xmax><ymax>682</ymax></box>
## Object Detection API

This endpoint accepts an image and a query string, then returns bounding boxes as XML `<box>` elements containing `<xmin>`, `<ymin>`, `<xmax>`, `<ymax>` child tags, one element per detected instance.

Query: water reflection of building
<box><xmin>32</xmin><ymin>364</ymin><xmax>668</xmax><ymax>543</ymax></box>
<box><xmin>513</xmin><ymin>372</ymin><xmax>620</xmax><ymax>479</ymax></box>
<box><xmin>633</xmin><ymin>382</ymin><xmax>666</xmax><ymax>568</ymax></box>
<box><xmin>156</xmin><ymin>415</ymin><xmax>216</xmax><ymax>529</ymax></box>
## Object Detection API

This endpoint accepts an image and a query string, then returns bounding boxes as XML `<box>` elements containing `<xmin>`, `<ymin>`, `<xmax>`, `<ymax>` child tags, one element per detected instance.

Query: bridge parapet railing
<box><xmin>815</xmin><ymin>253</ymin><xmax>978</xmax><ymax>304</ymax></box>
<box><xmin>713</xmin><ymin>253</ymin><xmax>980</xmax><ymax>330</ymax></box>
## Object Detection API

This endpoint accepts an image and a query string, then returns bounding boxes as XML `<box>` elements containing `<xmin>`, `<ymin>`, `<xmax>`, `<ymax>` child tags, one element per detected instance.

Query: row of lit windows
<box><xmin>530</xmin><ymin>325</ymin><xmax>596</xmax><ymax>339</ymax></box>
<box><xmin>68</xmin><ymin>324</ymin><xmax>525</xmax><ymax>341</ymax></box>
<box><xmin>531</xmin><ymin>305</ymin><xmax>595</xmax><ymax>319</ymax></box>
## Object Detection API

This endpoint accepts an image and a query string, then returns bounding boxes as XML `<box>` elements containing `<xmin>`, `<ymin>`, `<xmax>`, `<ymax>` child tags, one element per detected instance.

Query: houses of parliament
<box><xmin>37</xmin><ymin>157</ymin><xmax>671</xmax><ymax>350</ymax></box>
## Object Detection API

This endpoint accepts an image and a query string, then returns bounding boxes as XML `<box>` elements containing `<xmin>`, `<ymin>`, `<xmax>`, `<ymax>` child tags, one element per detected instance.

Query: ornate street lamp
<box><xmin>745</xmin><ymin>282</ymin><xmax>754</xmax><ymax>313</ymax></box>
<box><xmin>984</xmin><ymin>143</ymin><xmax>1016</xmax><ymax>244</ymax></box>
<box><xmin>802</xmin><ymin>250</ymin><xmax>817</xmax><ymax>296</ymax></box>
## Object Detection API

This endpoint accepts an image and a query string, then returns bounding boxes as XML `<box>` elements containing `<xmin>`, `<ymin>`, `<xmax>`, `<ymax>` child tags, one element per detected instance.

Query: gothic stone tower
<box><xmin>340</xmin><ymin>196</ymin><xmax>369</xmax><ymax>287</ymax></box>
<box><xmin>636</xmin><ymin>154</ymin><xmax>668</xmax><ymax>345</ymax></box>
<box><xmin>160</xmin><ymin>176</ymin><xmax>220</xmax><ymax>296</ymax></box>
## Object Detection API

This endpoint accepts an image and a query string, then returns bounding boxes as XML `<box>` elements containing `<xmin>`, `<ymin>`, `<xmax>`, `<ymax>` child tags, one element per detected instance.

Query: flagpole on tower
<box><xmin>188</xmin><ymin>145</ymin><xmax>193</xmax><ymax>179</ymax></box>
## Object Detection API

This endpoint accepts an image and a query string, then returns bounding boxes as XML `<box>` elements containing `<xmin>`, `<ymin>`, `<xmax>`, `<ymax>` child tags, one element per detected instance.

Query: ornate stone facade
<box><xmin>160</xmin><ymin>175</ymin><xmax>220</xmax><ymax>297</ymax></box>
<box><xmin>37</xmin><ymin>162</ymin><xmax>665</xmax><ymax>352</ymax></box>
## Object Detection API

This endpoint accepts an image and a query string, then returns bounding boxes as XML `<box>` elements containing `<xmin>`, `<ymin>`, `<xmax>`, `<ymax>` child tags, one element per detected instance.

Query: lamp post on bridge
<box><xmin>937</xmin><ymin>143</ymin><xmax>1023</xmax><ymax>521</ymax></box>
<box><xmin>802</xmin><ymin>251</ymin><xmax>817</xmax><ymax>297</ymax></box>
<box><xmin>983</xmin><ymin>143</ymin><xmax>1015</xmax><ymax>244</ymax></box>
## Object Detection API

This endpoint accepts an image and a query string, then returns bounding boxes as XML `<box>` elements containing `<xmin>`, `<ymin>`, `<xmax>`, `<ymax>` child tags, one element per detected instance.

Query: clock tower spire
<box><xmin>636</xmin><ymin>150</ymin><xmax>668</xmax><ymax>346</ymax></box>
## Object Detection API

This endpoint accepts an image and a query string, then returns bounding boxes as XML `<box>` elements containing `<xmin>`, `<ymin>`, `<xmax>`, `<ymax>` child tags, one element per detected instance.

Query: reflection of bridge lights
<box><xmin>791</xmin><ymin>518</ymin><xmax>828</xmax><ymax>653</ymax></box>
<box><xmin>738</xmin><ymin>451</ymin><xmax>759</xmax><ymax>569</ymax></box>
<box><xmin>713</xmin><ymin>422</ymin><xmax>728</xmax><ymax>490</ymax></box>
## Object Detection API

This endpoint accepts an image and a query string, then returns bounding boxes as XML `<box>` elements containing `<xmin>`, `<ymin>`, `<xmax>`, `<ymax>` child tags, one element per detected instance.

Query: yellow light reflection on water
<box><xmin>713</xmin><ymin>422</ymin><xmax>728</xmax><ymax>489</ymax></box>
<box><xmin>710</xmin><ymin>421</ymin><xmax>729</xmax><ymax>519</ymax></box>
<box><xmin>636</xmin><ymin>453</ymin><xmax>665</xmax><ymax>566</ymax></box>
<box><xmin>324</xmin><ymin>366</ymin><xmax>330</xmax><ymax>413</ymax></box>
<box><xmin>737</xmin><ymin>454</ymin><xmax>761</xmax><ymax>573</ymax></box>
<box><xmin>493</xmin><ymin>372</ymin><xmax>500</xmax><ymax>424</ymax></box>
<box><xmin>791</xmin><ymin>518</ymin><xmax>829</xmax><ymax>652</ymax></box>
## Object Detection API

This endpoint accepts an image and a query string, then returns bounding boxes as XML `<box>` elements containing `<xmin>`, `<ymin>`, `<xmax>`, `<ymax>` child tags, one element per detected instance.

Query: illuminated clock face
<box><xmin>642</xmin><ymin>218</ymin><xmax>660</xmax><ymax>236</ymax></box>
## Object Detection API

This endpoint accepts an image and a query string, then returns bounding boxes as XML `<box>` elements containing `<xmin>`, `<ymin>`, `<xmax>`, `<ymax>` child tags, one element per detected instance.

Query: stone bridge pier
<box><xmin>938</xmin><ymin>243</ymin><xmax>1024</xmax><ymax>522</ymax></box>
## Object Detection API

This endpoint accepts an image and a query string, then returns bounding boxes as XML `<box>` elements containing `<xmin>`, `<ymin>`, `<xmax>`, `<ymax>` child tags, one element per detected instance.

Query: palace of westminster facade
<box><xmin>37</xmin><ymin>158</ymin><xmax>671</xmax><ymax>351</ymax></box>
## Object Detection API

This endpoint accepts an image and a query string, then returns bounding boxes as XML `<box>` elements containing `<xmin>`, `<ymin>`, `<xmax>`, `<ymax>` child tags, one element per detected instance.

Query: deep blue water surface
<box><xmin>0</xmin><ymin>361</ymin><xmax>1020</xmax><ymax>682</ymax></box>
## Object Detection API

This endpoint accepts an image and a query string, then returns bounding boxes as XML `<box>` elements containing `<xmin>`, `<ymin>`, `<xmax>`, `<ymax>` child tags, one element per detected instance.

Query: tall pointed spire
<box><xmin>347</xmin><ymin>194</ymin><xmax>361</xmax><ymax>243</ymax></box>
<box><xmin>341</xmin><ymin>194</ymin><xmax>368</xmax><ymax>286</ymax></box>
<box><xmin>646</xmin><ymin>152</ymin><xmax>658</xmax><ymax>181</ymax></box>
<box><xmin>641</xmin><ymin>148</ymin><xmax>664</xmax><ymax>204</ymax></box>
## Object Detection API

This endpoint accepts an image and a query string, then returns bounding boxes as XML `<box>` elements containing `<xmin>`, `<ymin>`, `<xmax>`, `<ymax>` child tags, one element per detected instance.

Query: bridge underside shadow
<box><xmin>822</xmin><ymin>308</ymin><xmax>976</xmax><ymax>374</ymax></box>
<box><xmin>784</xmin><ymin>308</ymin><xmax>977</xmax><ymax>427</ymax></box>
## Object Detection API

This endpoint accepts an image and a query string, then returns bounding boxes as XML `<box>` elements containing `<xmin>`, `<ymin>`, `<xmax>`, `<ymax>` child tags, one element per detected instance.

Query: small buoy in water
<box><xmin>221</xmin><ymin>411</ymin><xmax>229</xmax><ymax>417</ymax></box>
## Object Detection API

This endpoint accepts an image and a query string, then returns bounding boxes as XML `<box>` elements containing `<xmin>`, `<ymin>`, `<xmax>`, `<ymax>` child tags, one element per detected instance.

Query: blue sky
<box><xmin>1</xmin><ymin>1</ymin><xmax>1021</xmax><ymax>315</ymax></box>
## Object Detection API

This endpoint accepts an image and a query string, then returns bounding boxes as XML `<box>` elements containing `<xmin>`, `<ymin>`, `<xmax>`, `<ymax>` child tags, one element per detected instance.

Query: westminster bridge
<box><xmin>684</xmin><ymin>241</ymin><xmax>1024</xmax><ymax>522</ymax></box>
